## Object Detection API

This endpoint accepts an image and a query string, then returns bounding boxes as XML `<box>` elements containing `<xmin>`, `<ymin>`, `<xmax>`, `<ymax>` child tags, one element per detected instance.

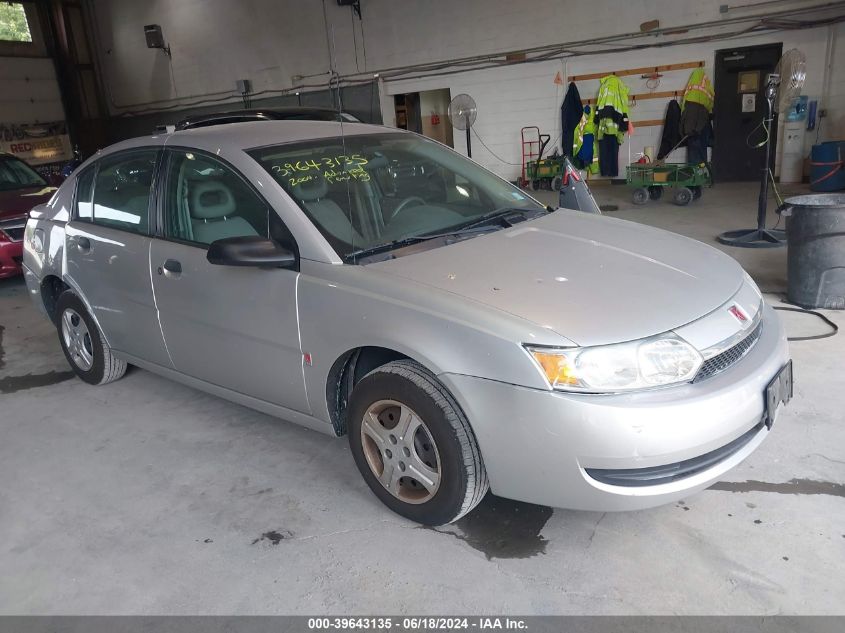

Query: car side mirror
<box><xmin>206</xmin><ymin>236</ymin><xmax>296</xmax><ymax>269</ymax></box>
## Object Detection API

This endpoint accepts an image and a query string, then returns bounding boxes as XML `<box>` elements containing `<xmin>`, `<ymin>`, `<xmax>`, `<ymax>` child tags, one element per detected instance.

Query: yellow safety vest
<box><xmin>573</xmin><ymin>108</ymin><xmax>598</xmax><ymax>174</ymax></box>
<box><xmin>682</xmin><ymin>68</ymin><xmax>714</xmax><ymax>112</ymax></box>
<box><xmin>594</xmin><ymin>75</ymin><xmax>630</xmax><ymax>144</ymax></box>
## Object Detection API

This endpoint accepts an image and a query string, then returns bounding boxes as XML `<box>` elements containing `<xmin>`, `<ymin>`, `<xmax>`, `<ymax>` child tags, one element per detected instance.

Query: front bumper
<box><xmin>0</xmin><ymin>239</ymin><xmax>23</xmax><ymax>279</ymax></box>
<box><xmin>439</xmin><ymin>304</ymin><xmax>790</xmax><ymax>511</ymax></box>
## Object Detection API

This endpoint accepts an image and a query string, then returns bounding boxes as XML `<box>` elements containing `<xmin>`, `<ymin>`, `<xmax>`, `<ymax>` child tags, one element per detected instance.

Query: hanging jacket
<box><xmin>560</xmin><ymin>82</ymin><xmax>583</xmax><ymax>157</ymax></box>
<box><xmin>657</xmin><ymin>99</ymin><xmax>683</xmax><ymax>160</ymax></box>
<box><xmin>573</xmin><ymin>105</ymin><xmax>598</xmax><ymax>173</ymax></box>
<box><xmin>593</xmin><ymin>75</ymin><xmax>630</xmax><ymax>144</ymax></box>
<box><xmin>682</xmin><ymin>68</ymin><xmax>714</xmax><ymax>112</ymax></box>
<box><xmin>680</xmin><ymin>101</ymin><xmax>710</xmax><ymax>137</ymax></box>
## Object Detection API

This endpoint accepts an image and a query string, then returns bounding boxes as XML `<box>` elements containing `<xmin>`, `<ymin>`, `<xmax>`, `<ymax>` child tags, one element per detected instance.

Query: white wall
<box><xmin>89</xmin><ymin>0</ymin><xmax>845</xmax><ymax>178</ymax></box>
<box><xmin>384</xmin><ymin>25</ymin><xmax>839</xmax><ymax>180</ymax></box>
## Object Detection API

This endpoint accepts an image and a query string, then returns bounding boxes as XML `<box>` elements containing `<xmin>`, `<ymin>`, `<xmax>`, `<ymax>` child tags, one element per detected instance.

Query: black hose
<box><xmin>772</xmin><ymin>306</ymin><xmax>839</xmax><ymax>341</ymax></box>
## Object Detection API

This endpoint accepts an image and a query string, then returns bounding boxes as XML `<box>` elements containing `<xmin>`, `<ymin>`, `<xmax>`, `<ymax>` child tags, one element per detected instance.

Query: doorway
<box><xmin>712</xmin><ymin>43</ymin><xmax>782</xmax><ymax>182</ymax></box>
<box><xmin>394</xmin><ymin>89</ymin><xmax>453</xmax><ymax>147</ymax></box>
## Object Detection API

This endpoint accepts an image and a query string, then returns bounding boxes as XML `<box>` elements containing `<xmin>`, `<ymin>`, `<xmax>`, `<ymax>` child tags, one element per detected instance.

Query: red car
<box><xmin>0</xmin><ymin>153</ymin><xmax>59</xmax><ymax>279</ymax></box>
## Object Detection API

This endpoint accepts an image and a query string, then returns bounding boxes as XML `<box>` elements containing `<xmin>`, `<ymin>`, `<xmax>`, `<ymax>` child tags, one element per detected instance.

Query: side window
<box><xmin>75</xmin><ymin>167</ymin><xmax>95</xmax><ymax>221</ymax></box>
<box><xmin>164</xmin><ymin>150</ymin><xmax>293</xmax><ymax>248</ymax></box>
<box><xmin>91</xmin><ymin>150</ymin><xmax>158</xmax><ymax>234</ymax></box>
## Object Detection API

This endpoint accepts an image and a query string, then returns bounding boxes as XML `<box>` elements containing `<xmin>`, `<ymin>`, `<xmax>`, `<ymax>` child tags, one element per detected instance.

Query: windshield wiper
<box><xmin>348</xmin><ymin>207</ymin><xmax>543</xmax><ymax>261</ymax></box>
<box><xmin>449</xmin><ymin>206</ymin><xmax>546</xmax><ymax>232</ymax></box>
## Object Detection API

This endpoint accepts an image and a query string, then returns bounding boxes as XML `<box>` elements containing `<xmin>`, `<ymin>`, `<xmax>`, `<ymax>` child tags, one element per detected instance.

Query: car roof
<box><xmin>96</xmin><ymin>120</ymin><xmax>402</xmax><ymax>157</ymax></box>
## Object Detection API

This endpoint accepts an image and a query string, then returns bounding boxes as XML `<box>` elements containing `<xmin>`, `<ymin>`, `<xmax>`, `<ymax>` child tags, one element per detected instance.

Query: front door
<box><xmin>149</xmin><ymin>149</ymin><xmax>309</xmax><ymax>413</ymax></box>
<box><xmin>64</xmin><ymin>149</ymin><xmax>171</xmax><ymax>366</ymax></box>
<box><xmin>712</xmin><ymin>43</ymin><xmax>783</xmax><ymax>182</ymax></box>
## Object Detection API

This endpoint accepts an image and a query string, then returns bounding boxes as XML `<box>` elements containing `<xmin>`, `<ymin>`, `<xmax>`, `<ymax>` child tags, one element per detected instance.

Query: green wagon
<box><xmin>525</xmin><ymin>157</ymin><xmax>567</xmax><ymax>191</ymax></box>
<box><xmin>626</xmin><ymin>162</ymin><xmax>713</xmax><ymax>206</ymax></box>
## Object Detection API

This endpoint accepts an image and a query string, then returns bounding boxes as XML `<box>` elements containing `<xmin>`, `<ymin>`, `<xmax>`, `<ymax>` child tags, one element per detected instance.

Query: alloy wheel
<box><xmin>61</xmin><ymin>308</ymin><xmax>94</xmax><ymax>371</ymax></box>
<box><xmin>360</xmin><ymin>400</ymin><xmax>441</xmax><ymax>504</ymax></box>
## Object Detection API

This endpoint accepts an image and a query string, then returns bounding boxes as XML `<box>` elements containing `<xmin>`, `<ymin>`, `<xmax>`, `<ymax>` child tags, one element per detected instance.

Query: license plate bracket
<box><xmin>764</xmin><ymin>360</ymin><xmax>793</xmax><ymax>429</ymax></box>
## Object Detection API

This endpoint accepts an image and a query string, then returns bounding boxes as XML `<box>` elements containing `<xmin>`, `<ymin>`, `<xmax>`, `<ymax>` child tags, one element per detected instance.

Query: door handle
<box><xmin>69</xmin><ymin>236</ymin><xmax>91</xmax><ymax>253</ymax></box>
<box><xmin>159</xmin><ymin>259</ymin><xmax>182</xmax><ymax>277</ymax></box>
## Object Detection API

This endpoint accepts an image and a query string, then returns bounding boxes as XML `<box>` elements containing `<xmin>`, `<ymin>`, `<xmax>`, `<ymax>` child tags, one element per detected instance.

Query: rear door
<box><xmin>149</xmin><ymin>148</ymin><xmax>308</xmax><ymax>413</ymax></box>
<box><xmin>64</xmin><ymin>149</ymin><xmax>171</xmax><ymax>366</ymax></box>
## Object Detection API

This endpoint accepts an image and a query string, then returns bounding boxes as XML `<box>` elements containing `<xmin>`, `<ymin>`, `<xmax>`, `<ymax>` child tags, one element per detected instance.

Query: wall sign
<box><xmin>738</xmin><ymin>70</ymin><xmax>760</xmax><ymax>93</ymax></box>
<box><xmin>741</xmin><ymin>93</ymin><xmax>757</xmax><ymax>113</ymax></box>
<box><xmin>0</xmin><ymin>121</ymin><xmax>72</xmax><ymax>165</ymax></box>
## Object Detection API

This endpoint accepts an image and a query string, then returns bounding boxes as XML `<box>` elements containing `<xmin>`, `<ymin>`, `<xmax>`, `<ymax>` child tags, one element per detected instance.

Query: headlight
<box><xmin>526</xmin><ymin>333</ymin><xmax>703</xmax><ymax>393</ymax></box>
<box><xmin>30</xmin><ymin>228</ymin><xmax>44</xmax><ymax>253</ymax></box>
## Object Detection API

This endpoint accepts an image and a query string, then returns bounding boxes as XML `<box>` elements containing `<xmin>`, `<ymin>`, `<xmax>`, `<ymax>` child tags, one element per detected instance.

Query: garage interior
<box><xmin>1</xmin><ymin>0</ymin><xmax>845</xmax><ymax>616</ymax></box>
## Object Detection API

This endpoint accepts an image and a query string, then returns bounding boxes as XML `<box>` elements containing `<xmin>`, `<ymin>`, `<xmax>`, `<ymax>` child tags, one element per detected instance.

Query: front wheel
<box><xmin>347</xmin><ymin>360</ymin><xmax>488</xmax><ymax>525</ymax></box>
<box><xmin>56</xmin><ymin>291</ymin><xmax>127</xmax><ymax>385</ymax></box>
<box><xmin>673</xmin><ymin>187</ymin><xmax>693</xmax><ymax>206</ymax></box>
<box><xmin>632</xmin><ymin>187</ymin><xmax>649</xmax><ymax>205</ymax></box>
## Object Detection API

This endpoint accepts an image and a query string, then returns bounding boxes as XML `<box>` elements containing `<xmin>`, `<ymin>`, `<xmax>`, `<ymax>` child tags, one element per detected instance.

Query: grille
<box><xmin>2</xmin><ymin>227</ymin><xmax>25</xmax><ymax>241</ymax></box>
<box><xmin>0</xmin><ymin>219</ymin><xmax>25</xmax><ymax>242</ymax></box>
<box><xmin>694</xmin><ymin>320</ymin><xmax>763</xmax><ymax>382</ymax></box>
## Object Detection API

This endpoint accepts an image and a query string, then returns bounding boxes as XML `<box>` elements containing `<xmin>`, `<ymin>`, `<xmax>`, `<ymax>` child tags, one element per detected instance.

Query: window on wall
<box><xmin>0</xmin><ymin>2</ymin><xmax>32</xmax><ymax>42</ymax></box>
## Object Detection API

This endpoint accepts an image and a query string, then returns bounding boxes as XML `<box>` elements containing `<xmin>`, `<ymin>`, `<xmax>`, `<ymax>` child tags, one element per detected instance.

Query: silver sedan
<box><xmin>22</xmin><ymin>121</ymin><xmax>792</xmax><ymax>525</ymax></box>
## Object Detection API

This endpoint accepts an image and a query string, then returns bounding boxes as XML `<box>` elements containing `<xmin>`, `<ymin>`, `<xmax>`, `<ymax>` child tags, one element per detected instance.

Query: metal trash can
<box><xmin>782</xmin><ymin>193</ymin><xmax>845</xmax><ymax>309</ymax></box>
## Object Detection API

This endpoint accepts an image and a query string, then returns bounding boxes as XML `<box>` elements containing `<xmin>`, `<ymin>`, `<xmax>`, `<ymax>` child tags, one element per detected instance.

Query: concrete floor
<box><xmin>1</xmin><ymin>182</ymin><xmax>843</xmax><ymax>614</ymax></box>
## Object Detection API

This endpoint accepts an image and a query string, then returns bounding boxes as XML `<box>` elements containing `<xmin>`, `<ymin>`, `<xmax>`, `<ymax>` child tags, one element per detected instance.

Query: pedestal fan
<box><xmin>717</xmin><ymin>48</ymin><xmax>806</xmax><ymax>248</ymax></box>
<box><xmin>448</xmin><ymin>93</ymin><xmax>477</xmax><ymax>158</ymax></box>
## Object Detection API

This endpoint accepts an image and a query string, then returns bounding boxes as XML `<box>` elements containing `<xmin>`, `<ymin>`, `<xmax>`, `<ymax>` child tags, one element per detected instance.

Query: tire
<box><xmin>673</xmin><ymin>187</ymin><xmax>693</xmax><ymax>206</ymax></box>
<box><xmin>551</xmin><ymin>175</ymin><xmax>563</xmax><ymax>191</ymax></box>
<box><xmin>648</xmin><ymin>186</ymin><xmax>663</xmax><ymax>200</ymax></box>
<box><xmin>691</xmin><ymin>185</ymin><xmax>702</xmax><ymax>200</ymax></box>
<box><xmin>530</xmin><ymin>179</ymin><xmax>541</xmax><ymax>191</ymax></box>
<box><xmin>55</xmin><ymin>290</ymin><xmax>127</xmax><ymax>386</ymax></box>
<box><xmin>347</xmin><ymin>359</ymin><xmax>488</xmax><ymax>525</ymax></box>
<box><xmin>632</xmin><ymin>187</ymin><xmax>649</xmax><ymax>205</ymax></box>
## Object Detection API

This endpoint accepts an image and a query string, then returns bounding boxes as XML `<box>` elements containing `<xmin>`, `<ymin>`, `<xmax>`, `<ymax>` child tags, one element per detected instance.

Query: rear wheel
<box><xmin>530</xmin><ymin>179</ymin><xmax>541</xmax><ymax>191</ymax></box>
<box><xmin>673</xmin><ymin>187</ymin><xmax>693</xmax><ymax>206</ymax></box>
<box><xmin>648</xmin><ymin>186</ymin><xmax>663</xmax><ymax>200</ymax></box>
<box><xmin>691</xmin><ymin>185</ymin><xmax>702</xmax><ymax>200</ymax></box>
<box><xmin>56</xmin><ymin>291</ymin><xmax>127</xmax><ymax>385</ymax></box>
<box><xmin>632</xmin><ymin>187</ymin><xmax>649</xmax><ymax>205</ymax></box>
<box><xmin>347</xmin><ymin>360</ymin><xmax>488</xmax><ymax>525</ymax></box>
<box><xmin>551</xmin><ymin>175</ymin><xmax>563</xmax><ymax>191</ymax></box>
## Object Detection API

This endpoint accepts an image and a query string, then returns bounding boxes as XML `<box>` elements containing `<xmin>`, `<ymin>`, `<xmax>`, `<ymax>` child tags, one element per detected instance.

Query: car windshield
<box><xmin>249</xmin><ymin>133</ymin><xmax>544</xmax><ymax>261</ymax></box>
<box><xmin>0</xmin><ymin>156</ymin><xmax>47</xmax><ymax>191</ymax></box>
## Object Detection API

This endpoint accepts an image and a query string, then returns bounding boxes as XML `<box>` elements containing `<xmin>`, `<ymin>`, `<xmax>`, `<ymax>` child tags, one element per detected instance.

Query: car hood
<box><xmin>0</xmin><ymin>185</ymin><xmax>57</xmax><ymax>221</ymax></box>
<box><xmin>368</xmin><ymin>210</ymin><xmax>744</xmax><ymax>346</ymax></box>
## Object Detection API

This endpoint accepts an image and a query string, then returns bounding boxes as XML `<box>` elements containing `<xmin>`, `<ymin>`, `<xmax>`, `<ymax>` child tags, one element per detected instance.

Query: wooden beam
<box><xmin>631</xmin><ymin>119</ymin><xmax>665</xmax><ymax>127</ymax></box>
<box><xmin>568</xmin><ymin>61</ymin><xmax>703</xmax><ymax>83</ymax></box>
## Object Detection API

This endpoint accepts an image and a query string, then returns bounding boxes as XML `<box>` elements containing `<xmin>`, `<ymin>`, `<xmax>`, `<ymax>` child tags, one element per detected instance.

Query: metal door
<box><xmin>148</xmin><ymin>148</ymin><xmax>308</xmax><ymax>412</ymax></box>
<box><xmin>713</xmin><ymin>43</ymin><xmax>783</xmax><ymax>182</ymax></box>
<box><xmin>149</xmin><ymin>240</ymin><xmax>308</xmax><ymax>412</ymax></box>
<box><xmin>64</xmin><ymin>150</ymin><xmax>171</xmax><ymax>366</ymax></box>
